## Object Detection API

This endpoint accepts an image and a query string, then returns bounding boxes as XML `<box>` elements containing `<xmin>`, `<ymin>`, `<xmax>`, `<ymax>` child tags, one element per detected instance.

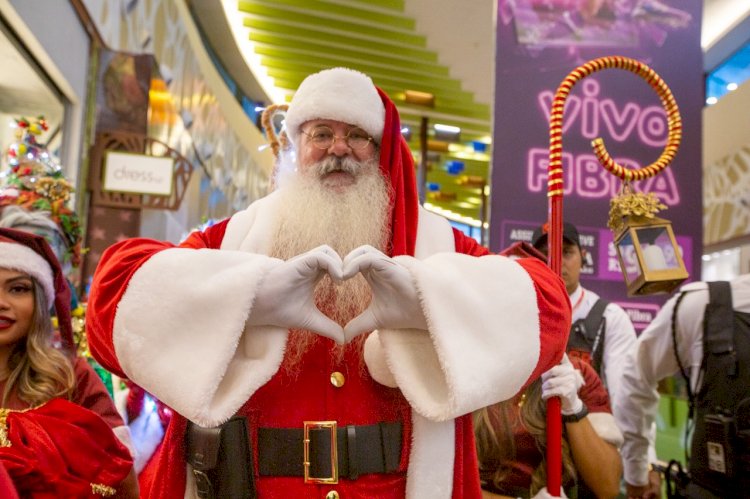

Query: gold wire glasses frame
<box><xmin>300</xmin><ymin>125</ymin><xmax>374</xmax><ymax>150</ymax></box>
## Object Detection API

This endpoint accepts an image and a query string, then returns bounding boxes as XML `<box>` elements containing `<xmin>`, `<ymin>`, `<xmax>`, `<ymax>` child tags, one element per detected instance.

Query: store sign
<box><xmin>103</xmin><ymin>151</ymin><xmax>174</xmax><ymax>196</ymax></box>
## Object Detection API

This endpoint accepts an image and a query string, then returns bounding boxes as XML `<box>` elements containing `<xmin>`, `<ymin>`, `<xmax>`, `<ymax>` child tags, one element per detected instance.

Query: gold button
<box><xmin>325</xmin><ymin>491</ymin><xmax>339</xmax><ymax>499</ymax></box>
<box><xmin>330</xmin><ymin>371</ymin><xmax>345</xmax><ymax>388</ymax></box>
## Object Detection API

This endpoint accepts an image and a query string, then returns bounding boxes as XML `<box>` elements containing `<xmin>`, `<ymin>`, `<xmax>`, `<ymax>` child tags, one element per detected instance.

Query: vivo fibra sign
<box><xmin>103</xmin><ymin>151</ymin><xmax>174</xmax><ymax>197</ymax></box>
<box><xmin>526</xmin><ymin>79</ymin><xmax>680</xmax><ymax>205</ymax></box>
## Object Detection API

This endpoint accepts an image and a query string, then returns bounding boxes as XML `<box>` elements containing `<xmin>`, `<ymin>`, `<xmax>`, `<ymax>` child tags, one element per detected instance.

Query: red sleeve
<box><xmin>87</xmin><ymin>221</ymin><xmax>229</xmax><ymax>378</ymax></box>
<box><xmin>86</xmin><ymin>238</ymin><xmax>176</xmax><ymax>378</ymax></box>
<box><xmin>179</xmin><ymin>218</ymin><xmax>229</xmax><ymax>249</ymax></box>
<box><xmin>72</xmin><ymin>357</ymin><xmax>125</xmax><ymax>429</ymax></box>
<box><xmin>571</xmin><ymin>357</ymin><xmax>612</xmax><ymax>414</ymax></box>
<box><xmin>0</xmin><ymin>462</ymin><xmax>18</xmax><ymax>499</ymax></box>
<box><xmin>452</xmin><ymin>228</ymin><xmax>490</xmax><ymax>256</ymax></box>
<box><xmin>516</xmin><ymin>257</ymin><xmax>572</xmax><ymax>390</ymax></box>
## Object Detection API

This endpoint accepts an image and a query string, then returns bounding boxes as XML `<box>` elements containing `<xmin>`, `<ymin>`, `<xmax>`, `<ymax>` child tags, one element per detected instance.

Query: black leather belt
<box><xmin>257</xmin><ymin>421</ymin><xmax>402</xmax><ymax>483</ymax></box>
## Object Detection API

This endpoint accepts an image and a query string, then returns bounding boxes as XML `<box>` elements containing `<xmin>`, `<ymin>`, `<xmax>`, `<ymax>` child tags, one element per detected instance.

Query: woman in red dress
<box><xmin>0</xmin><ymin>227</ymin><xmax>137</xmax><ymax>498</ymax></box>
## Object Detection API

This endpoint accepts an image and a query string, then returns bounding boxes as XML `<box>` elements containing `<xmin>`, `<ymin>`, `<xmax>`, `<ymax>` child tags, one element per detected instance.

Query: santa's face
<box><xmin>297</xmin><ymin>119</ymin><xmax>377</xmax><ymax>191</ymax></box>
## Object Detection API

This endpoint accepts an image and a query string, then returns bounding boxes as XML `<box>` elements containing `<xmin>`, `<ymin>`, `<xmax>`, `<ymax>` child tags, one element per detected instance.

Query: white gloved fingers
<box><xmin>343</xmin><ymin>308</ymin><xmax>379</xmax><ymax>343</ymax></box>
<box><xmin>559</xmin><ymin>352</ymin><xmax>573</xmax><ymax>367</ymax></box>
<box><xmin>292</xmin><ymin>245</ymin><xmax>344</xmax><ymax>282</ymax></box>
<box><xmin>540</xmin><ymin>355</ymin><xmax>584</xmax><ymax>414</ymax></box>
<box><xmin>306</xmin><ymin>312</ymin><xmax>346</xmax><ymax>345</ymax></box>
<box><xmin>343</xmin><ymin>245</ymin><xmax>382</xmax><ymax>267</ymax></box>
<box><xmin>541</xmin><ymin>364</ymin><xmax>568</xmax><ymax>382</ymax></box>
<box><xmin>247</xmin><ymin>246</ymin><xmax>344</xmax><ymax>335</ymax></box>
<box><xmin>531</xmin><ymin>486</ymin><xmax>568</xmax><ymax>499</ymax></box>
<box><xmin>342</xmin><ymin>246</ymin><xmax>390</xmax><ymax>280</ymax></box>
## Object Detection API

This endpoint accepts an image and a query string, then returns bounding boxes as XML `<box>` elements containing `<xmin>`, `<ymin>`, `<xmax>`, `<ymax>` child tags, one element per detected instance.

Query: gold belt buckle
<box><xmin>303</xmin><ymin>420</ymin><xmax>338</xmax><ymax>484</ymax></box>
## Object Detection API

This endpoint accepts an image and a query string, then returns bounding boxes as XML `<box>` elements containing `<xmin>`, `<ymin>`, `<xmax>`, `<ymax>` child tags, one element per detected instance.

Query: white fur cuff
<box><xmin>0</xmin><ymin>241</ymin><xmax>54</xmax><ymax>305</ymax></box>
<box><xmin>588</xmin><ymin>412</ymin><xmax>624</xmax><ymax>448</ymax></box>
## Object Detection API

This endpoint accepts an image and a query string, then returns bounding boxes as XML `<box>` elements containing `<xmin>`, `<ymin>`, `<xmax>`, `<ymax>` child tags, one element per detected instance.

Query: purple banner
<box><xmin>491</xmin><ymin>0</ymin><xmax>703</xmax><ymax>329</ymax></box>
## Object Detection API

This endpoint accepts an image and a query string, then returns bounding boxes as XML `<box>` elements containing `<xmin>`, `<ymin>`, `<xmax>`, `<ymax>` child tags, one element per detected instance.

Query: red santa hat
<box><xmin>0</xmin><ymin>227</ymin><xmax>74</xmax><ymax>352</ymax></box>
<box><xmin>284</xmin><ymin>67</ymin><xmax>386</xmax><ymax>146</ymax></box>
<box><xmin>284</xmin><ymin>67</ymin><xmax>419</xmax><ymax>257</ymax></box>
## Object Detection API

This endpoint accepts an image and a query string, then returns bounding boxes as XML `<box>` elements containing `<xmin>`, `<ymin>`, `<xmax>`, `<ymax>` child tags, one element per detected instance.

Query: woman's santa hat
<box><xmin>284</xmin><ymin>67</ymin><xmax>419</xmax><ymax>257</ymax></box>
<box><xmin>0</xmin><ymin>227</ymin><xmax>74</xmax><ymax>352</ymax></box>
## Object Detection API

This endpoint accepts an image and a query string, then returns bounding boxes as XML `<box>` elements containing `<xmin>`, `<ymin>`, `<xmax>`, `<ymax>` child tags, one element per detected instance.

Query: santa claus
<box><xmin>86</xmin><ymin>67</ymin><xmax>571</xmax><ymax>498</ymax></box>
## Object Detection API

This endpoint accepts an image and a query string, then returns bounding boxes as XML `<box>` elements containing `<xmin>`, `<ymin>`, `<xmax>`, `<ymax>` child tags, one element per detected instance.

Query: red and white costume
<box><xmin>87</xmin><ymin>68</ymin><xmax>571</xmax><ymax>498</ymax></box>
<box><xmin>0</xmin><ymin>228</ymin><xmax>134</xmax><ymax>497</ymax></box>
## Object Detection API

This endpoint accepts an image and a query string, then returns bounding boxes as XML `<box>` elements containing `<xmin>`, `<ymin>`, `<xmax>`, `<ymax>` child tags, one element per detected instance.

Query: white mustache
<box><xmin>316</xmin><ymin>156</ymin><xmax>361</xmax><ymax>176</ymax></box>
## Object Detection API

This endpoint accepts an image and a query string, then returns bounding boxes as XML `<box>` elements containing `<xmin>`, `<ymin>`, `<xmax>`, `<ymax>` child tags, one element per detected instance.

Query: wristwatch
<box><xmin>562</xmin><ymin>402</ymin><xmax>589</xmax><ymax>423</ymax></box>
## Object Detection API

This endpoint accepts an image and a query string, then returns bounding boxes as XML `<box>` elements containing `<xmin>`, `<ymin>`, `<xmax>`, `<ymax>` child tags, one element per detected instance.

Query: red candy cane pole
<box><xmin>546</xmin><ymin>56</ymin><xmax>681</xmax><ymax>495</ymax></box>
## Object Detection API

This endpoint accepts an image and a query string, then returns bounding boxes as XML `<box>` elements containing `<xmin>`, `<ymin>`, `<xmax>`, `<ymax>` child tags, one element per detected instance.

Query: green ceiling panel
<box><xmin>346</xmin><ymin>0</ymin><xmax>406</xmax><ymax>11</ymax></box>
<box><xmin>239</xmin><ymin>5</ymin><xmax>426</xmax><ymax>46</ymax></box>
<box><xmin>260</xmin><ymin>57</ymin><xmax>467</xmax><ymax>94</ymax></box>
<box><xmin>240</xmin><ymin>0</ymin><xmax>415</xmax><ymax>30</ymax></box>
<box><xmin>247</xmin><ymin>27</ymin><xmax>439</xmax><ymax>62</ymax></box>
<box><xmin>250</xmin><ymin>34</ymin><xmax>448</xmax><ymax>75</ymax></box>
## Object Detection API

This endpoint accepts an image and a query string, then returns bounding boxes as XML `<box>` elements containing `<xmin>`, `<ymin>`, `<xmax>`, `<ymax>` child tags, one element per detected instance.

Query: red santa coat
<box><xmin>87</xmin><ymin>191</ymin><xmax>570</xmax><ymax>498</ymax></box>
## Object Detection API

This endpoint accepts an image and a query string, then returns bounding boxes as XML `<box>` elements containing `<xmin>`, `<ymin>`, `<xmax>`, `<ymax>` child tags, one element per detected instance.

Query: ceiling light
<box><xmin>404</xmin><ymin>90</ymin><xmax>435</xmax><ymax>108</ymax></box>
<box><xmin>727</xmin><ymin>82</ymin><xmax>738</xmax><ymax>91</ymax></box>
<box><xmin>706</xmin><ymin>96</ymin><xmax>718</xmax><ymax>105</ymax></box>
<box><xmin>433</xmin><ymin>124</ymin><xmax>461</xmax><ymax>142</ymax></box>
<box><xmin>434</xmin><ymin>124</ymin><xmax>461</xmax><ymax>134</ymax></box>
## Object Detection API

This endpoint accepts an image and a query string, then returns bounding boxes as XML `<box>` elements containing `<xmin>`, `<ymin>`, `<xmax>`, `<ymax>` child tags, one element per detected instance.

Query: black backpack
<box><xmin>671</xmin><ymin>281</ymin><xmax>750</xmax><ymax>498</ymax></box>
<box><xmin>567</xmin><ymin>298</ymin><xmax>608</xmax><ymax>377</ymax></box>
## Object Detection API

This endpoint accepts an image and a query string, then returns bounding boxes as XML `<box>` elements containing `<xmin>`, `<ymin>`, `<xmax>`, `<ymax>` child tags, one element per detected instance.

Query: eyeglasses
<box><xmin>300</xmin><ymin>125</ymin><xmax>374</xmax><ymax>150</ymax></box>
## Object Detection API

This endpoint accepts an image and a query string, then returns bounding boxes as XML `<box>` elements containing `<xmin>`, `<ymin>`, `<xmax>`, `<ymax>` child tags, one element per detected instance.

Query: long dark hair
<box><xmin>473</xmin><ymin>378</ymin><xmax>576</xmax><ymax>496</ymax></box>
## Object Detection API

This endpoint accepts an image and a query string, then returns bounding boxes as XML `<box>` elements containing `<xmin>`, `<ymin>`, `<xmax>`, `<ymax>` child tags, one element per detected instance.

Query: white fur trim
<box><xmin>113</xmin><ymin>247</ymin><xmax>287</xmax><ymax>427</ymax></box>
<box><xmin>364</xmin><ymin>333</ymin><xmax>397</xmax><ymax>387</ymax></box>
<box><xmin>284</xmin><ymin>67</ymin><xmax>385</xmax><ymax>147</ymax></box>
<box><xmin>588</xmin><ymin>412</ymin><xmax>624</xmax><ymax>448</ymax></box>
<box><xmin>222</xmin><ymin>190</ymin><xmax>281</xmax><ymax>254</ymax></box>
<box><xmin>414</xmin><ymin>207</ymin><xmax>455</xmax><ymax>258</ymax></box>
<box><xmin>406</xmin><ymin>412</ymin><xmax>454</xmax><ymax>499</ymax></box>
<box><xmin>112</xmin><ymin>424</ymin><xmax>136</xmax><ymax>459</ymax></box>
<box><xmin>0</xmin><ymin>242</ymin><xmax>54</xmax><ymax>305</ymax></box>
<box><xmin>364</xmin><ymin>208</ymin><xmax>453</xmax><ymax>389</ymax></box>
<box><xmin>380</xmin><ymin>253</ymin><xmax>540</xmax><ymax>421</ymax></box>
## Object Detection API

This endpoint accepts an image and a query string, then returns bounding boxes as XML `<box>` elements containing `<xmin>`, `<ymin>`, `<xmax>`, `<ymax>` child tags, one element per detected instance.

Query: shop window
<box><xmin>0</xmin><ymin>15</ymin><xmax>65</xmax><ymax>174</ymax></box>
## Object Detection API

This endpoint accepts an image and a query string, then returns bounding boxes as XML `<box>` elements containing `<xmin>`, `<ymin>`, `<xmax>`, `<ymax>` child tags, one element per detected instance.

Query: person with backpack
<box><xmin>615</xmin><ymin>275</ymin><xmax>750</xmax><ymax>498</ymax></box>
<box><xmin>531</xmin><ymin>222</ymin><xmax>638</xmax><ymax>397</ymax></box>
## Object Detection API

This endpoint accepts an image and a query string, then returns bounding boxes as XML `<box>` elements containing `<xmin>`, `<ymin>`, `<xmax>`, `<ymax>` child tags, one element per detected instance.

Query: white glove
<box><xmin>540</xmin><ymin>353</ymin><xmax>585</xmax><ymax>416</ymax></box>
<box><xmin>531</xmin><ymin>486</ymin><xmax>569</xmax><ymax>499</ymax></box>
<box><xmin>342</xmin><ymin>245</ymin><xmax>427</xmax><ymax>342</ymax></box>
<box><xmin>247</xmin><ymin>245</ymin><xmax>345</xmax><ymax>344</ymax></box>
<box><xmin>129</xmin><ymin>406</ymin><xmax>165</xmax><ymax>473</ymax></box>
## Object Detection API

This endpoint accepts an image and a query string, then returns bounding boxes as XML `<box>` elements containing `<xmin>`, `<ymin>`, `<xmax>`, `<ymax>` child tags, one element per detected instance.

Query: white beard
<box><xmin>269</xmin><ymin>155</ymin><xmax>391</xmax><ymax>371</ymax></box>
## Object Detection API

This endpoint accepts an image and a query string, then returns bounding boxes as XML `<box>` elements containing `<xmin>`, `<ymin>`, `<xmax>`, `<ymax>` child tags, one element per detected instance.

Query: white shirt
<box><xmin>613</xmin><ymin>274</ymin><xmax>750</xmax><ymax>486</ymax></box>
<box><xmin>569</xmin><ymin>285</ymin><xmax>638</xmax><ymax>402</ymax></box>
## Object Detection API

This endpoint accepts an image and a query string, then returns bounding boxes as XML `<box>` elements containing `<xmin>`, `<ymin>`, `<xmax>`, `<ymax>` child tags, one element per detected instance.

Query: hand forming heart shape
<box><xmin>246</xmin><ymin>245</ymin><xmax>427</xmax><ymax>344</ymax></box>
